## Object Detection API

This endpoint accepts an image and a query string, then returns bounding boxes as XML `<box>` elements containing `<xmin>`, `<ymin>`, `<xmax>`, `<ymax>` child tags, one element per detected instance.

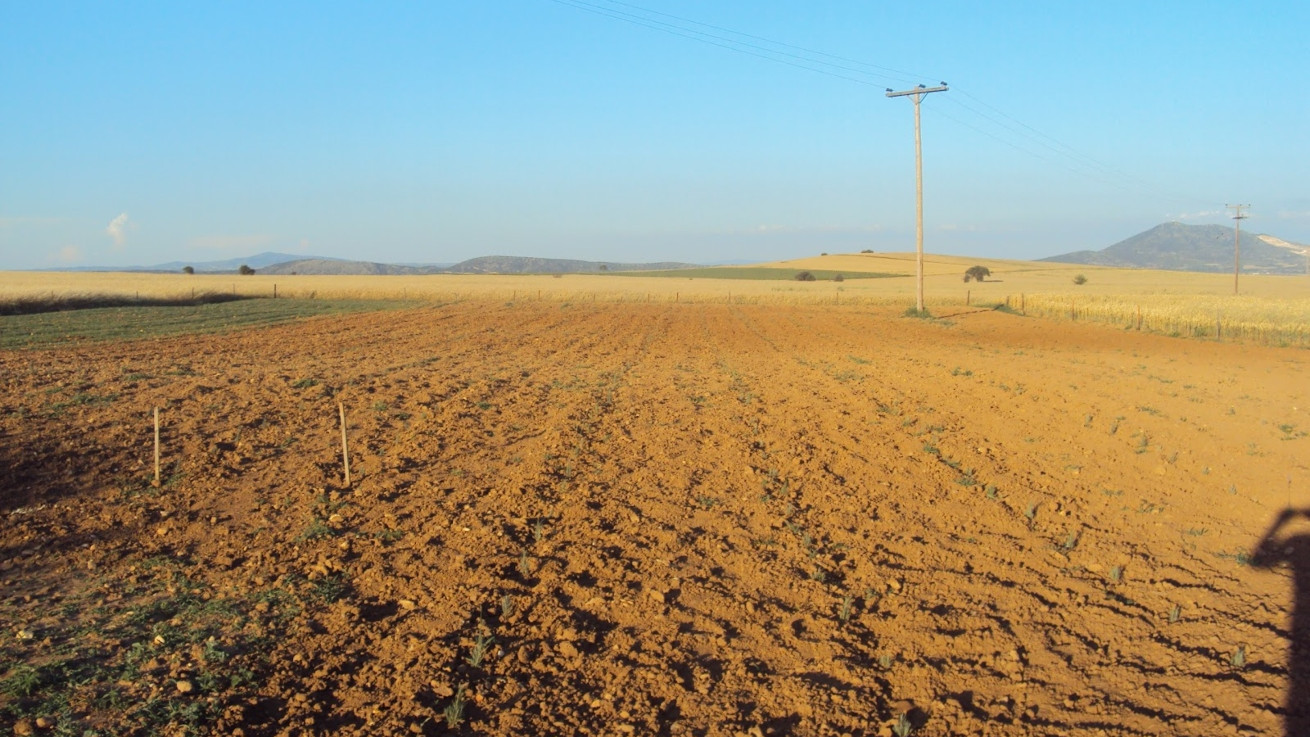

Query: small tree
<box><xmin>1073</xmin><ymin>274</ymin><xmax>1087</xmax><ymax>285</ymax></box>
<box><xmin>832</xmin><ymin>273</ymin><xmax>845</xmax><ymax>282</ymax></box>
<box><xmin>795</xmin><ymin>271</ymin><xmax>817</xmax><ymax>282</ymax></box>
<box><xmin>963</xmin><ymin>265</ymin><xmax>991</xmax><ymax>283</ymax></box>
<box><xmin>238</xmin><ymin>264</ymin><xmax>256</xmax><ymax>275</ymax></box>
<box><xmin>182</xmin><ymin>266</ymin><xmax>194</xmax><ymax>275</ymax></box>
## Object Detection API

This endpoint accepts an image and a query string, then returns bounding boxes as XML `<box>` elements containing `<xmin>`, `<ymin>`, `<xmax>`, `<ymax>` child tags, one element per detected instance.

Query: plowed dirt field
<box><xmin>3</xmin><ymin>301</ymin><xmax>1309</xmax><ymax>736</ymax></box>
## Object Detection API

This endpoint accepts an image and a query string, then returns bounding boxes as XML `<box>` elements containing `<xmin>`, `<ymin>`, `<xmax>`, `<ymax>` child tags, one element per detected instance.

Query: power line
<box><xmin>594</xmin><ymin>0</ymin><xmax>925</xmax><ymax>85</ymax></box>
<box><xmin>544</xmin><ymin>0</ymin><xmax>1215</xmax><ymax>209</ymax></box>
<box><xmin>546</xmin><ymin>0</ymin><xmax>911</xmax><ymax>87</ymax></box>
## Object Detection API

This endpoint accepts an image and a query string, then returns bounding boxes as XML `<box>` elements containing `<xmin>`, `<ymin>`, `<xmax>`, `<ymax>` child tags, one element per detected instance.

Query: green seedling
<box><xmin>1024</xmin><ymin>503</ymin><xmax>1037</xmax><ymax>522</ymax></box>
<box><xmin>500</xmin><ymin>594</ymin><xmax>514</xmax><ymax>618</ymax></box>
<box><xmin>839</xmin><ymin>595</ymin><xmax>854</xmax><ymax>624</ymax></box>
<box><xmin>1230</xmin><ymin>645</ymin><xmax>1246</xmax><ymax>669</ymax></box>
<box><xmin>893</xmin><ymin>712</ymin><xmax>913</xmax><ymax>736</ymax></box>
<box><xmin>1134</xmin><ymin>434</ymin><xmax>1150</xmax><ymax>454</ymax></box>
<box><xmin>444</xmin><ymin>683</ymin><xmax>467</xmax><ymax>727</ymax></box>
<box><xmin>1168</xmin><ymin>604</ymin><xmax>1181</xmax><ymax>624</ymax></box>
<box><xmin>467</xmin><ymin>632</ymin><xmax>494</xmax><ymax>667</ymax></box>
<box><xmin>1109</xmin><ymin>566</ymin><xmax>1123</xmax><ymax>583</ymax></box>
<box><xmin>533</xmin><ymin>519</ymin><xmax>546</xmax><ymax>544</ymax></box>
<box><xmin>518</xmin><ymin>550</ymin><xmax>532</xmax><ymax>578</ymax></box>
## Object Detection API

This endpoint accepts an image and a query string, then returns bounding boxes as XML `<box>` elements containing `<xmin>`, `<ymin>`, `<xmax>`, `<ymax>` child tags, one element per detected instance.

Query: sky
<box><xmin>2</xmin><ymin>1</ymin><xmax>1308</xmax><ymax>270</ymax></box>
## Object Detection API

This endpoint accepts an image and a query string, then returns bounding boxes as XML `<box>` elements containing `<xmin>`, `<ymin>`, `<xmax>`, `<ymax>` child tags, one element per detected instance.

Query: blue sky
<box><xmin>2</xmin><ymin>1</ymin><xmax>1307</xmax><ymax>269</ymax></box>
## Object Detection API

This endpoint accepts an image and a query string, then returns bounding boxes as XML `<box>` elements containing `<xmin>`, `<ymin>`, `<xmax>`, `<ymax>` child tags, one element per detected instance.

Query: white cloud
<box><xmin>1168</xmin><ymin>209</ymin><xmax>1225</xmax><ymax>220</ymax></box>
<box><xmin>188</xmin><ymin>234</ymin><xmax>274</xmax><ymax>252</ymax></box>
<box><xmin>105</xmin><ymin>213</ymin><xmax>131</xmax><ymax>247</ymax></box>
<box><xmin>54</xmin><ymin>245</ymin><xmax>82</xmax><ymax>263</ymax></box>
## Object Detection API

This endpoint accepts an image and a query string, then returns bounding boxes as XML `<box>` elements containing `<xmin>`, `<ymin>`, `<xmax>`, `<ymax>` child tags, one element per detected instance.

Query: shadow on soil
<box><xmin>1252</xmin><ymin>507</ymin><xmax>1310</xmax><ymax>736</ymax></box>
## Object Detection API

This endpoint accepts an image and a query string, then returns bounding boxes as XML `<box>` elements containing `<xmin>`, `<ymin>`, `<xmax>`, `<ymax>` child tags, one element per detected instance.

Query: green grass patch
<box><xmin>0</xmin><ymin>298</ymin><xmax>415</xmax><ymax>349</ymax></box>
<box><xmin>615</xmin><ymin>267</ymin><xmax>900</xmax><ymax>281</ymax></box>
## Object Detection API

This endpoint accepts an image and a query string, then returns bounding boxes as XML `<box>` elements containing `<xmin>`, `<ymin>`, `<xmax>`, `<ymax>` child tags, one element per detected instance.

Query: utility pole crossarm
<box><xmin>885</xmin><ymin>84</ymin><xmax>949</xmax><ymax>98</ymax></box>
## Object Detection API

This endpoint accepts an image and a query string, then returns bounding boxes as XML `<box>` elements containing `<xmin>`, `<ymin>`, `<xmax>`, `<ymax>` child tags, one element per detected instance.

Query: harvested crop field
<box><xmin>2</xmin><ymin>300</ymin><xmax>1309</xmax><ymax>736</ymax></box>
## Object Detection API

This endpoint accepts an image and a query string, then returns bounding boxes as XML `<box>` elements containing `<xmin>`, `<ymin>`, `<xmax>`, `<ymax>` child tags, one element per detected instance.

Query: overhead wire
<box><xmin>546</xmin><ymin>0</ymin><xmax>912</xmax><ymax>88</ymax></box>
<box><xmin>585</xmin><ymin>0</ymin><xmax>925</xmax><ymax>86</ymax></box>
<box><xmin>545</xmin><ymin>0</ymin><xmax>1212</xmax><ymax>207</ymax></box>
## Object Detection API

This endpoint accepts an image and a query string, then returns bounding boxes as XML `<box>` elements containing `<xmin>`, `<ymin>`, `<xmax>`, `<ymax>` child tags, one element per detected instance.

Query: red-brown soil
<box><xmin>2</xmin><ymin>301</ymin><xmax>1308</xmax><ymax>736</ymax></box>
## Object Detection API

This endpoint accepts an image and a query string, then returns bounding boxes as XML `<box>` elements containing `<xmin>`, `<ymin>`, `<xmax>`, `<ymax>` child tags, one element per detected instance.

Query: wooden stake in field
<box><xmin>152</xmin><ymin>407</ymin><xmax>161</xmax><ymax>487</ymax></box>
<box><xmin>338</xmin><ymin>402</ymin><xmax>352</xmax><ymax>488</ymax></box>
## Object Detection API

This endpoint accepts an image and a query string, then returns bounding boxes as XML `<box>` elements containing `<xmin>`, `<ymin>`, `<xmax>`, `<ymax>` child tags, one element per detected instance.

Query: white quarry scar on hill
<box><xmin>1258</xmin><ymin>234</ymin><xmax>1310</xmax><ymax>254</ymax></box>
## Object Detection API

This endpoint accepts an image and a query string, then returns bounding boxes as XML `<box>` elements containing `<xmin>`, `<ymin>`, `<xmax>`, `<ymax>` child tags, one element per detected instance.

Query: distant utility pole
<box><xmin>1227</xmin><ymin>204</ymin><xmax>1249</xmax><ymax>295</ymax></box>
<box><xmin>887</xmin><ymin>83</ymin><xmax>948</xmax><ymax>313</ymax></box>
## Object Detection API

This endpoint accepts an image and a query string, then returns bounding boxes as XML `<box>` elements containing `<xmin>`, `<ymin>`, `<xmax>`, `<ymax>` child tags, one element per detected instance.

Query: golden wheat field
<box><xmin>4</xmin><ymin>252</ymin><xmax>1308</xmax><ymax>343</ymax></box>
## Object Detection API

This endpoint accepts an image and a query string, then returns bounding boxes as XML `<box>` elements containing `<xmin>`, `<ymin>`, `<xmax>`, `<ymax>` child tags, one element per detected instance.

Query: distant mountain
<box><xmin>256</xmin><ymin>255</ymin><xmax>698</xmax><ymax>275</ymax></box>
<box><xmin>444</xmin><ymin>256</ymin><xmax>698</xmax><ymax>274</ymax></box>
<box><xmin>47</xmin><ymin>252</ymin><xmax>701</xmax><ymax>275</ymax></box>
<box><xmin>154</xmin><ymin>252</ymin><xmax>313</xmax><ymax>273</ymax></box>
<box><xmin>257</xmin><ymin>259</ymin><xmax>446</xmax><ymax>276</ymax></box>
<box><xmin>1043</xmin><ymin>222</ymin><xmax>1308</xmax><ymax>274</ymax></box>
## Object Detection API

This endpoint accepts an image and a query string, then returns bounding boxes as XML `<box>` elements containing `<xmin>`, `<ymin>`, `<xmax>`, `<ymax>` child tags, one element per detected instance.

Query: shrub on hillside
<box><xmin>795</xmin><ymin>271</ymin><xmax>817</xmax><ymax>282</ymax></box>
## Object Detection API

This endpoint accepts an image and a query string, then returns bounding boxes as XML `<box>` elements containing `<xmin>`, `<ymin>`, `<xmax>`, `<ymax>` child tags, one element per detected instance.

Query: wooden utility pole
<box><xmin>887</xmin><ymin>84</ymin><xmax>948</xmax><ymax>313</ymax></box>
<box><xmin>1227</xmin><ymin>204</ymin><xmax>1249</xmax><ymax>295</ymax></box>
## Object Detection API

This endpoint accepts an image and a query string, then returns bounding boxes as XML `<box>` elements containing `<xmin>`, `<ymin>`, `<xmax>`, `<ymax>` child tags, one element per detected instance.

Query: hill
<box><xmin>154</xmin><ymin>252</ymin><xmax>313</xmax><ymax>273</ymax></box>
<box><xmin>443</xmin><ymin>256</ymin><xmax>698</xmax><ymax>274</ymax></box>
<box><xmin>258</xmin><ymin>255</ymin><xmax>699</xmax><ymax>275</ymax></box>
<box><xmin>257</xmin><ymin>259</ymin><xmax>446</xmax><ymax>276</ymax></box>
<box><xmin>1043</xmin><ymin>222</ymin><xmax>1307</xmax><ymax>274</ymax></box>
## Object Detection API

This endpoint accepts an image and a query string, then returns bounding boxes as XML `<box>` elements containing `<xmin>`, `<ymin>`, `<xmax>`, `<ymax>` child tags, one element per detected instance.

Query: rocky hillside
<box><xmin>1044</xmin><ymin>222</ymin><xmax>1307</xmax><ymax>273</ymax></box>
